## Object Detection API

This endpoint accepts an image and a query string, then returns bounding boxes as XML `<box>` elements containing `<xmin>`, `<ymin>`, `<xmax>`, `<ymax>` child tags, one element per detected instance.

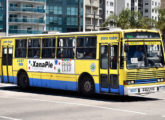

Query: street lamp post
<box><xmin>93</xmin><ymin>10</ymin><xmax>96</xmax><ymax>31</ymax></box>
<box><xmin>78</xmin><ymin>0</ymin><xmax>81</xmax><ymax>32</ymax></box>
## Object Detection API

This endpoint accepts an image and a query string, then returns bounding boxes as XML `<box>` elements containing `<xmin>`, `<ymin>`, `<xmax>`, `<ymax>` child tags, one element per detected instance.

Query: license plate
<box><xmin>141</xmin><ymin>87</ymin><xmax>156</xmax><ymax>93</ymax></box>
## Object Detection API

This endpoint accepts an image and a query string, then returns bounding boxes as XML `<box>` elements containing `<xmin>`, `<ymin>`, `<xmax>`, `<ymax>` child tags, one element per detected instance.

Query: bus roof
<box><xmin>1</xmin><ymin>29</ymin><xmax>160</xmax><ymax>39</ymax></box>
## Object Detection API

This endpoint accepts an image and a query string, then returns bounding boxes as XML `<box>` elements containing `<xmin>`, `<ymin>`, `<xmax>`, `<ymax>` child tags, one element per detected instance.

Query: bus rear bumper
<box><xmin>124</xmin><ymin>84</ymin><xmax>165</xmax><ymax>96</ymax></box>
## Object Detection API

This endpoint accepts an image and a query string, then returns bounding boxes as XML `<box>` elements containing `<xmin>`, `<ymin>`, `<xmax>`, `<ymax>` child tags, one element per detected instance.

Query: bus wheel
<box><xmin>18</xmin><ymin>72</ymin><xmax>29</xmax><ymax>89</ymax></box>
<box><xmin>80</xmin><ymin>75</ymin><xmax>95</xmax><ymax>96</ymax></box>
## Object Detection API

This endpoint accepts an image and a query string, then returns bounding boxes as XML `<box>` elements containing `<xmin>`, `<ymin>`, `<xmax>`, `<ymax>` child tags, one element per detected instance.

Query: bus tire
<box><xmin>18</xmin><ymin>72</ymin><xmax>29</xmax><ymax>89</ymax></box>
<box><xmin>80</xmin><ymin>75</ymin><xmax>95</xmax><ymax>96</ymax></box>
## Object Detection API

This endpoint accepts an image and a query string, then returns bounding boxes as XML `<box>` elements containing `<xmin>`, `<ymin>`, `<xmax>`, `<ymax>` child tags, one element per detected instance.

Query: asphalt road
<box><xmin>0</xmin><ymin>83</ymin><xmax>165</xmax><ymax>120</ymax></box>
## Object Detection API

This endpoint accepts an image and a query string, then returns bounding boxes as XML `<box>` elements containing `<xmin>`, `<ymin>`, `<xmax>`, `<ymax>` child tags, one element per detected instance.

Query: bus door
<box><xmin>2</xmin><ymin>46</ymin><xmax>13</xmax><ymax>83</ymax></box>
<box><xmin>100</xmin><ymin>43</ymin><xmax>119</xmax><ymax>93</ymax></box>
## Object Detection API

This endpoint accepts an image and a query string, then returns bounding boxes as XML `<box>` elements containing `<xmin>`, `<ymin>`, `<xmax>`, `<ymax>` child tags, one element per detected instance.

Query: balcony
<box><xmin>9</xmin><ymin>7</ymin><xmax>45</xmax><ymax>14</ymax></box>
<box><xmin>9</xmin><ymin>0</ymin><xmax>45</xmax><ymax>4</ymax></box>
<box><xmin>27</xmin><ymin>0</ymin><xmax>45</xmax><ymax>2</ymax></box>
<box><xmin>9</xmin><ymin>29</ymin><xmax>43</xmax><ymax>34</ymax></box>
<box><xmin>86</xmin><ymin>13</ymin><xmax>93</xmax><ymax>18</ymax></box>
<box><xmin>9</xmin><ymin>18</ymin><xmax>45</xmax><ymax>25</ymax></box>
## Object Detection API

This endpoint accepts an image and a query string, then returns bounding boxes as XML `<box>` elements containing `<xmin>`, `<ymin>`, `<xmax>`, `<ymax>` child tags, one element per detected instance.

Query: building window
<box><xmin>110</xmin><ymin>2</ymin><xmax>113</xmax><ymax>6</ymax></box>
<box><xmin>110</xmin><ymin>11</ymin><xmax>114</xmax><ymax>14</ymax></box>
<box><xmin>127</xmin><ymin>3</ymin><xmax>129</xmax><ymax>8</ymax></box>
<box><xmin>152</xmin><ymin>9</ymin><xmax>154</xmax><ymax>13</ymax></box>
<box><xmin>76</xmin><ymin>36</ymin><xmax>96</xmax><ymax>59</ymax></box>
<box><xmin>67</xmin><ymin>17</ymin><xmax>78</xmax><ymax>25</ymax></box>
<box><xmin>145</xmin><ymin>9</ymin><xmax>148</xmax><ymax>13</ymax></box>
<box><xmin>155</xmin><ymin>9</ymin><xmax>157</xmax><ymax>13</ymax></box>
<box><xmin>67</xmin><ymin>7</ymin><xmax>78</xmax><ymax>15</ymax></box>
<box><xmin>155</xmin><ymin>17</ymin><xmax>157</xmax><ymax>21</ymax></box>
<box><xmin>152</xmin><ymin>16</ymin><xmax>154</xmax><ymax>19</ymax></box>
<box><xmin>152</xmin><ymin>1</ymin><xmax>154</xmax><ymax>5</ymax></box>
<box><xmin>145</xmin><ymin>2</ymin><xmax>149</xmax><ymax>6</ymax></box>
<box><xmin>15</xmin><ymin>39</ymin><xmax>27</xmax><ymax>58</ymax></box>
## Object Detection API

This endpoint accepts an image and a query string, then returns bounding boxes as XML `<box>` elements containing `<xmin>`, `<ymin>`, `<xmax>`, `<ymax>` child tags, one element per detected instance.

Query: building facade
<box><xmin>115</xmin><ymin>0</ymin><xmax>131</xmax><ymax>15</ymax></box>
<box><xmin>161</xmin><ymin>0</ymin><xmax>165</xmax><ymax>8</ymax></box>
<box><xmin>46</xmin><ymin>0</ymin><xmax>83</xmax><ymax>33</ymax></box>
<box><xmin>85</xmin><ymin>0</ymin><xmax>101</xmax><ymax>31</ymax></box>
<box><xmin>131</xmin><ymin>0</ymin><xmax>143</xmax><ymax>14</ymax></box>
<box><xmin>143</xmin><ymin>0</ymin><xmax>161</xmax><ymax>21</ymax></box>
<box><xmin>105</xmin><ymin>0</ymin><xmax>115</xmax><ymax>19</ymax></box>
<box><xmin>8</xmin><ymin>0</ymin><xmax>46</xmax><ymax>35</ymax></box>
<box><xmin>0</xmin><ymin>0</ymin><xmax>6</xmax><ymax>33</ymax></box>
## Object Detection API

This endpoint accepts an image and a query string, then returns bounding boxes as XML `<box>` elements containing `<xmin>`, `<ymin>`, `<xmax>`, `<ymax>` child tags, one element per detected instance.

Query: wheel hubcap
<box><xmin>84</xmin><ymin>81</ymin><xmax>91</xmax><ymax>92</ymax></box>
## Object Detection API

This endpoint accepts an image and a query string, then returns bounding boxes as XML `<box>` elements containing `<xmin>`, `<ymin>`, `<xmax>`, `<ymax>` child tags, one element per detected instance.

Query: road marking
<box><xmin>0</xmin><ymin>96</ymin><xmax>147</xmax><ymax>115</ymax></box>
<box><xmin>0</xmin><ymin>116</ymin><xmax>22</xmax><ymax>120</ymax></box>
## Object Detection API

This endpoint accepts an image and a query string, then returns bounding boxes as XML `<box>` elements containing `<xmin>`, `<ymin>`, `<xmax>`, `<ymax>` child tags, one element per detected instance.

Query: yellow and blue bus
<box><xmin>0</xmin><ymin>29</ymin><xmax>165</xmax><ymax>96</ymax></box>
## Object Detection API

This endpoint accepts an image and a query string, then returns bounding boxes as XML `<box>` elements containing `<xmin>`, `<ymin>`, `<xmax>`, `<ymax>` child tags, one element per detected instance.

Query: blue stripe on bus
<box><xmin>29</xmin><ymin>78</ymin><xmax>78</xmax><ymax>91</ymax></box>
<box><xmin>95</xmin><ymin>84</ymin><xmax>100</xmax><ymax>93</ymax></box>
<box><xmin>119</xmin><ymin>85</ymin><xmax>124</xmax><ymax>95</ymax></box>
<box><xmin>135</xmin><ymin>79</ymin><xmax>158</xmax><ymax>84</ymax></box>
<box><xmin>29</xmin><ymin>78</ymin><xmax>101</xmax><ymax>93</ymax></box>
<box><xmin>1</xmin><ymin>76</ymin><xmax>17</xmax><ymax>84</ymax></box>
<box><xmin>0</xmin><ymin>76</ymin><xmax>124</xmax><ymax>95</ymax></box>
<box><xmin>101</xmin><ymin>88</ymin><xmax>109</xmax><ymax>92</ymax></box>
<box><xmin>0</xmin><ymin>76</ymin><xmax>2</xmax><ymax>83</ymax></box>
<box><xmin>110</xmin><ymin>88</ymin><xmax>119</xmax><ymax>93</ymax></box>
<box><xmin>100</xmin><ymin>86</ymin><xmax>124</xmax><ymax>95</ymax></box>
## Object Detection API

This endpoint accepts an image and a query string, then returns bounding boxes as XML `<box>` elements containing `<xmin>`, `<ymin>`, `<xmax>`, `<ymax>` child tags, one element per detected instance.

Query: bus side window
<box><xmin>76</xmin><ymin>36</ymin><xmax>96</xmax><ymax>59</ymax></box>
<box><xmin>28</xmin><ymin>38</ymin><xmax>41</xmax><ymax>58</ymax></box>
<box><xmin>15</xmin><ymin>39</ymin><xmax>27</xmax><ymax>58</ymax></box>
<box><xmin>42</xmin><ymin>38</ymin><xmax>56</xmax><ymax>58</ymax></box>
<box><xmin>57</xmin><ymin>37</ymin><xmax>75</xmax><ymax>59</ymax></box>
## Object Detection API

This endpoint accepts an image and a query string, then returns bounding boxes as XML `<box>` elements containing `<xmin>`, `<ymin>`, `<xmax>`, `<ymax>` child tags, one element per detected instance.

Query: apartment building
<box><xmin>131</xmin><ymin>0</ymin><xmax>143</xmax><ymax>14</ymax></box>
<box><xmin>99</xmin><ymin>0</ymin><xmax>115</xmax><ymax>26</ymax></box>
<box><xmin>0</xmin><ymin>0</ymin><xmax>6</xmax><ymax>33</ymax></box>
<box><xmin>105</xmin><ymin>0</ymin><xmax>115</xmax><ymax>19</ymax></box>
<box><xmin>161</xmin><ymin>0</ymin><xmax>165</xmax><ymax>8</ymax></box>
<box><xmin>85</xmin><ymin>0</ymin><xmax>101</xmax><ymax>31</ymax></box>
<box><xmin>46</xmin><ymin>0</ymin><xmax>83</xmax><ymax>33</ymax></box>
<box><xmin>115</xmin><ymin>0</ymin><xmax>131</xmax><ymax>15</ymax></box>
<box><xmin>7</xmin><ymin>0</ymin><xmax>46</xmax><ymax>35</ymax></box>
<box><xmin>143</xmin><ymin>0</ymin><xmax>161</xmax><ymax>21</ymax></box>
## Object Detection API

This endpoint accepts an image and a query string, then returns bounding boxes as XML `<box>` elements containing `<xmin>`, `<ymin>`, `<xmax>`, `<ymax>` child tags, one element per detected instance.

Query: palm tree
<box><xmin>102</xmin><ymin>9</ymin><xmax>155</xmax><ymax>29</ymax></box>
<box><xmin>156</xmin><ymin>9</ymin><xmax>165</xmax><ymax>34</ymax></box>
<box><xmin>156</xmin><ymin>9</ymin><xmax>165</xmax><ymax>45</ymax></box>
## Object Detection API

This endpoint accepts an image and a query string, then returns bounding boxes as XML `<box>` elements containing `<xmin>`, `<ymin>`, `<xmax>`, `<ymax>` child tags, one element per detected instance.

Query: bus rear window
<box><xmin>124</xmin><ymin>32</ymin><xmax>160</xmax><ymax>39</ymax></box>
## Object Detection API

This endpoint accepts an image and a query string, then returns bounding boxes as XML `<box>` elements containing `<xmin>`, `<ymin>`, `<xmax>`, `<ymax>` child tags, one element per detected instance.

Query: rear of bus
<box><xmin>123</xmin><ymin>30</ymin><xmax>165</xmax><ymax>95</ymax></box>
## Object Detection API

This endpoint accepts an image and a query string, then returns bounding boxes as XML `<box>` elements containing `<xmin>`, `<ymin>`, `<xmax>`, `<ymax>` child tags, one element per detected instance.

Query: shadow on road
<box><xmin>0</xmin><ymin>85</ymin><xmax>162</xmax><ymax>102</ymax></box>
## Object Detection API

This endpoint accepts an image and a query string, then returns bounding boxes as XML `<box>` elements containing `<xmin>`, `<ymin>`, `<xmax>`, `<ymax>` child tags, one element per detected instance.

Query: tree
<box><xmin>102</xmin><ymin>9</ymin><xmax>155</xmax><ymax>29</ymax></box>
<box><xmin>156</xmin><ymin>9</ymin><xmax>165</xmax><ymax>34</ymax></box>
<box><xmin>156</xmin><ymin>9</ymin><xmax>165</xmax><ymax>45</ymax></box>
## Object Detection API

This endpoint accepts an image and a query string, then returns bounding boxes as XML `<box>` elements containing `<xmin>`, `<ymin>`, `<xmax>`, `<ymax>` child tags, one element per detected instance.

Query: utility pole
<box><xmin>93</xmin><ymin>11</ymin><xmax>96</xmax><ymax>31</ymax></box>
<box><xmin>78</xmin><ymin>0</ymin><xmax>81</xmax><ymax>31</ymax></box>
